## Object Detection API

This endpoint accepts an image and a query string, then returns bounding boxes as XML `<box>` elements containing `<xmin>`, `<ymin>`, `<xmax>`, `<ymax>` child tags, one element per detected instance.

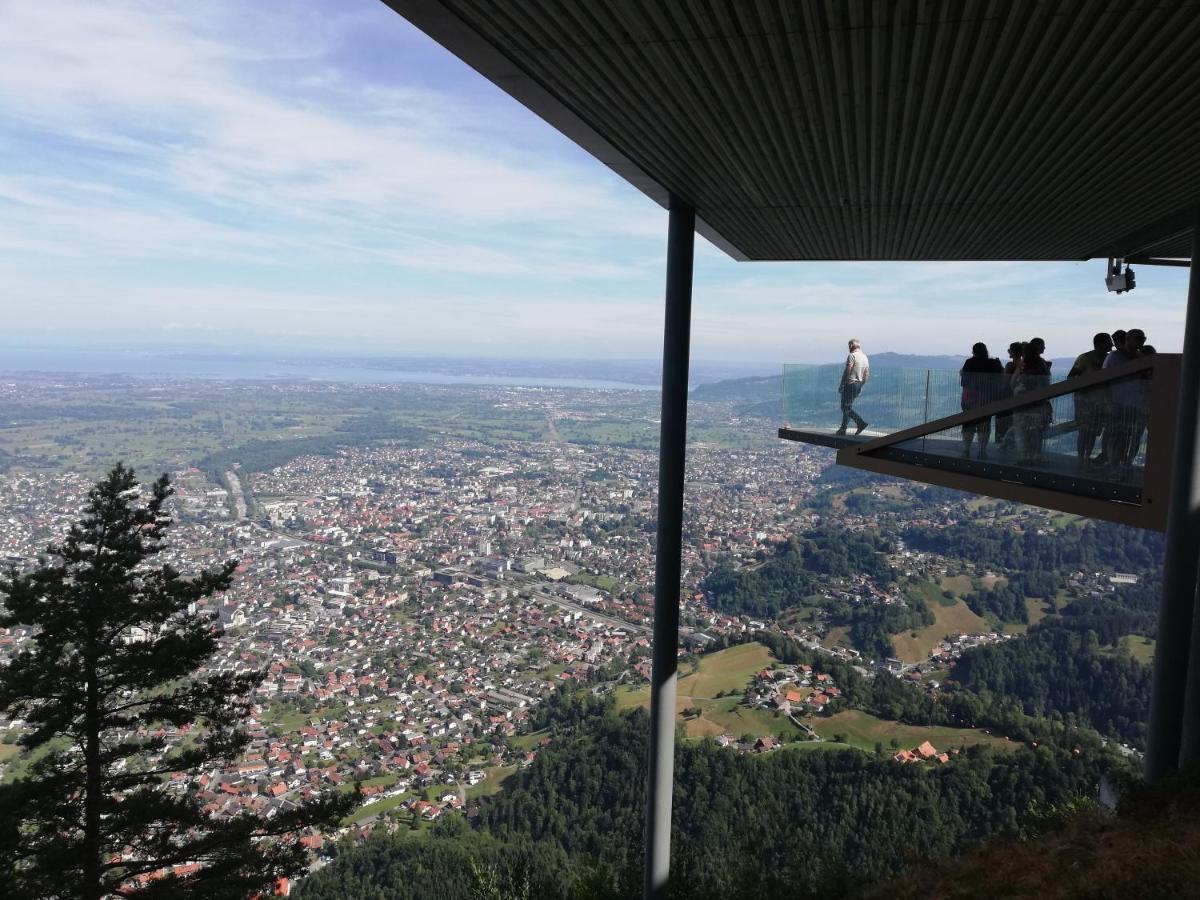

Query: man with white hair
<box><xmin>836</xmin><ymin>338</ymin><xmax>870</xmax><ymax>435</ymax></box>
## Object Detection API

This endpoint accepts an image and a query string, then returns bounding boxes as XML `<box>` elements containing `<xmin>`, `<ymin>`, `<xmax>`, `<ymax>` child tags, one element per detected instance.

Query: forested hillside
<box><xmin>949</xmin><ymin>628</ymin><xmax>1152</xmax><ymax>748</ymax></box>
<box><xmin>292</xmin><ymin>820</ymin><xmax>618</xmax><ymax>900</ymax></box>
<box><xmin>753</xmin><ymin>631</ymin><xmax>1149</xmax><ymax>750</ymax></box>
<box><xmin>299</xmin><ymin>707</ymin><xmax>1124</xmax><ymax>900</ymax></box>
<box><xmin>702</xmin><ymin>529</ymin><xmax>918</xmax><ymax>657</ymax></box>
<box><xmin>901</xmin><ymin>520</ymin><xmax>1163</xmax><ymax>574</ymax></box>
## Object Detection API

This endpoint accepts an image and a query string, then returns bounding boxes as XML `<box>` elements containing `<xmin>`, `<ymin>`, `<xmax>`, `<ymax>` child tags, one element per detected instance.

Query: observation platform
<box><xmin>778</xmin><ymin>356</ymin><xmax>1177</xmax><ymax>530</ymax></box>
<box><xmin>776</xmin><ymin>426</ymin><xmax>887</xmax><ymax>450</ymax></box>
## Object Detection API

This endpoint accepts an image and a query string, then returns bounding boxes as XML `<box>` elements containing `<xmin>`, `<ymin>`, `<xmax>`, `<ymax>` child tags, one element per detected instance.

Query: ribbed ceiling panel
<box><xmin>388</xmin><ymin>0</ymin><xmax>1200</xmax><ymax>260</ymax></box>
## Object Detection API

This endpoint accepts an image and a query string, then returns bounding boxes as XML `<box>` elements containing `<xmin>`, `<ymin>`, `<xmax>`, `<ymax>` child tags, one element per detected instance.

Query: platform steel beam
<box><xmin>1148</xmin><ymin>207</ymin><xmax>1200</xmax><ymax>781</ymax></box>
<box><xmin>644</xmin><ymin>200</ymin><xmax>694</xmax><ymax>899</ymax></box>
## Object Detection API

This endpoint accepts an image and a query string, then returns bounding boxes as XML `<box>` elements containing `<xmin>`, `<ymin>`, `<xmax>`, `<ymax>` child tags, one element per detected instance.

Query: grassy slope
<box><xmin>1099</xmin><ymin>635</ymin><xmax>1156</xmax><ymax>666</ymax></box>
<box><xmin>616</xmin><ymin>644</ymin><xmax>1008</xmax><ymax>752</ymax></box>
<box><xmin>811</xmin><ymin>709</ymin><xmax>1015</xmax><ymax>754</ymax></box>
<box><xmin>677</xmin><ymin>642</ymin><xmax>774</xmax><ymax>698</ymax></box>
<box><xmin>465</xmin><ymin>765</ymin><xmax>517</xmax><ymax>800</ymax></box>
<box><xmin>892</xmin><ymin>598</ymin><xmax>990</xmax><ymax>663</ymax></box>
<box><xmin>938</xmin><ymin>574</ymin><xmax>975</xmax><ymax>596</ymax></box>
<box><xmin>614</xmin><ymin>643</ymin><xmax>801</xmax><ymax>740</ymax></box>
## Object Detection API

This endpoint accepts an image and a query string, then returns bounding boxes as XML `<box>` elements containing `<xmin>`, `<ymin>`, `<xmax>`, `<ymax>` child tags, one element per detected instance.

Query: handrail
<box><xmin>826</xmin><ymin>353</ymin><xmax>1180</xmax><ymax>531</ymax></box>
<box><xmin>851</xmin><ymin>352</ymin><xmax>1173</xmax><ymax>454</ymax></box>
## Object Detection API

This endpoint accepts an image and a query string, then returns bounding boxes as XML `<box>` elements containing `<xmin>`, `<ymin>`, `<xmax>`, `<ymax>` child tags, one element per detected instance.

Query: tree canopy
<box><xmin>0</xmin><ymin>464</ymin><xmax>354</xmax><ymax>899</ymax></box>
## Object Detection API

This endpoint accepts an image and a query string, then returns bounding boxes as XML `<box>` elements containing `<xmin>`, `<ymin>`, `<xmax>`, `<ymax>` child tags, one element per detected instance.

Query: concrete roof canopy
<box><xmin>386</xmin><ymin>0</ymin><xmax>1200</xmax><ymax>261</ymax></box>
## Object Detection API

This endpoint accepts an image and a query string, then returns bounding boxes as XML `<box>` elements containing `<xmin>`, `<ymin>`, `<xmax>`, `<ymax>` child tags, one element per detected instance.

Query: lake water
<box><xmin>0</xmin><ymin>349</ymin><xmax>659</xmax><ymax>391</ymax></box>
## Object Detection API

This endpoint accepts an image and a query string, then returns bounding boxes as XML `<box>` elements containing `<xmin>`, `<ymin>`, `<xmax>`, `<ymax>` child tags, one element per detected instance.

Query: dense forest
<box><xmin>948</xmin><ymin>627</ymin><xmax>1152</xmax><ymax>748</ymax></box>
<box><xmin>1056</xmin><ymin>579</ymin><xmax>1161</xmax><ymax>643</ymax></box>
<box><xmin>293</xmin><ymin>818</ymin><xmax>617</xmax><ymax>900</ymax></box>
<box><xmin>902</xmin><ymin>520</ymin><xmax>1163</xmax><ymax>575</ymax></box>
<box><xmin>703</xmin><ymin>528</ymin><xmax>896</xmax><ymax>620</ymax></box>
<box><xmin>962</xmin><ymin>570</ymin><xmax>1055</xmax><ymax>624</ymax></box>
<box><xmin>299</xmin><ymin>707</ymin><xmax>1124</xmax><ymax>900</ymax></box>
<box><xmin>702</xmin><ymin>530</ymin><xmax>919</xmax><ymax>657</ymax></box>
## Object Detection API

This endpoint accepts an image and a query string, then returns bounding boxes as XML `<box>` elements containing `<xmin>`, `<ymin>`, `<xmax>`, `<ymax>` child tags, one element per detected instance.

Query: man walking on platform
<box><xmin>837</xmin><ymin>338</ymin><xmax>870</xmax><ymax>435</ymax></box>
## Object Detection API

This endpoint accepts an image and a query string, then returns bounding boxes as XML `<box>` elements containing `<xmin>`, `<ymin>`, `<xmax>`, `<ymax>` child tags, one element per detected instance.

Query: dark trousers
<box><xmin>995</xmin><ymin>411</ymin><xmax>1013</xmax><ymax>444</ymax></box>
<box><xmin>962</xmin><ymin>417</ymin><xmax>992</xmax><ymax>446</ymax></box>
<box><xmin>839</xmin><ymin>382</ymin><xmax>866</xmax><ymax>430</ymax></box>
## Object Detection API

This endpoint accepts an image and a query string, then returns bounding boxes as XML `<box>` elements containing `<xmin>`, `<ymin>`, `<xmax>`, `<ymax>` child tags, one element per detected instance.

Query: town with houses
<box><xmin>0</xmin><ymin>380</ymin><xmax>1148</xmax><ymax>882</ymax></box>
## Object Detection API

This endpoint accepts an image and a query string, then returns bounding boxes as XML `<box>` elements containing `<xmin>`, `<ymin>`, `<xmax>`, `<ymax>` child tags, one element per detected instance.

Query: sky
<box><xmin>0</xmin><ymin>0</ymin><xmax>1192</xmax><ymax>365</ymax></box>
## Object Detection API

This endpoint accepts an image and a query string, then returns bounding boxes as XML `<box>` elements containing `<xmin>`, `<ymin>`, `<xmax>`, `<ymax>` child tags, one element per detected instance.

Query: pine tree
<box><xmin>0</xmin><ymin>464</ymin><xmax>356</xmax><ymax>899</ymax></box>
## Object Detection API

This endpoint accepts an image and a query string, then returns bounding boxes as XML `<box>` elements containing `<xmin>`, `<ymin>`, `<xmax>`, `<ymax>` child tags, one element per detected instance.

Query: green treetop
<box><xmin>0</xmin><ymin>464</ymin><xmax>355</xmax><ymax>899</ymax></box>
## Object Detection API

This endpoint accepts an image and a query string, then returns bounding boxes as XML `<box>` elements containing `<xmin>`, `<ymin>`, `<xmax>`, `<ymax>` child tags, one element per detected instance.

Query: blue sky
<box><xmin>0</xmin><ymin>0</ymin><xmax>1191</xmax><ymax>364</ymax></box>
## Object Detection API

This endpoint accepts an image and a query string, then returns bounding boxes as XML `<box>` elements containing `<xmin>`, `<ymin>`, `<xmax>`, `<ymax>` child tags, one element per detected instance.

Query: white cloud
<box><xmin>0</xmin><ymin>1</ymin><xmax>1192</xmax><ymax>360</ymax></box>
<box><xmin>0</xmin><ymin>0</ymin><xmax>660</xmax><ymax>280</ymax></box>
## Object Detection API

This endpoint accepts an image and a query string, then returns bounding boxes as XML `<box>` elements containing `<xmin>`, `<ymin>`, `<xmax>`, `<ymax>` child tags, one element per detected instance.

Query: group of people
<box><xmin>833</xmin><ymin>333</ymin><xmax>1156</xmax><ymax>472</ymax></box>
<box><xmin>1066</xmin><ymin>329</ymin><xmax>1154</xmax><ymax>471</ymax></box>
<box><xmin>958</xmin><ymin>329</ymin><xmax>1154</xmax><ymax>469</ymax></box>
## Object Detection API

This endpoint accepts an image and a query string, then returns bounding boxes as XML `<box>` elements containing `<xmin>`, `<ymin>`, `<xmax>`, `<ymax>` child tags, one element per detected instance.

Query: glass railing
<box><xmin>782</xmin><ymin>362</ymin><xmax>1162</xmax><ymax>502</ymax></box>
<box><xmin>781</xmin><ymin>364</ymin><xmax>1068</xmax><ymax>434</ymax></box>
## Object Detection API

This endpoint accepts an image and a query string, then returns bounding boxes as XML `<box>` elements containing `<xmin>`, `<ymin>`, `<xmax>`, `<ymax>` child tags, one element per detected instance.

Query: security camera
<box><xmin>1106</xmin><ymin>257</ymin><xmax>1136</xmax><ymax>294</ymax></box>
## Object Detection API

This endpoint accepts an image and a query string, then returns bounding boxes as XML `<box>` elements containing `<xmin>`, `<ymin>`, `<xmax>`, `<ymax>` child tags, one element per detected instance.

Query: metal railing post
<box><xmin>643</xmin><ymin>199</ymin><xmax>694</xmax><ymax>898</ymax></box>
<box><xmin>1148</xmin><ymin>207</ymin><xmax>1200</xmax><ymax>781</ymax></box>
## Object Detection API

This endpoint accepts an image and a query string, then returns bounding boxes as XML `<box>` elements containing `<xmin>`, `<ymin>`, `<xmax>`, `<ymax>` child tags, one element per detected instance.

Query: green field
<box><xmin>1100</xmin><ymin>634</ymin><xmax>1157</xmax><ymax>666</ymax></box>
<box><xmin>345</xmin><ymin>790</ymin><xmax>414</xmax><ymax>825</ymax></box>
<box><xmin>779</xmin><ymin>740</ymin><xmax>858</xmax><ymax>753</ymax></box>
<box><xmin>892</xmin><ymin>598</ymin><xmax>990</xmax><ymax>663</ymax></box>
<box><xmin>938</xmin><ymin>574</ymin><xmax>975</xmax><ymax>597</ymax></box>
<box><xmin>677</xmin><ymin>642</ymin><xmax>774</xmax><ymax>698</ymax></box>
<box><xmin>0</xmin><ymin>375</ymin><xmax>770</xmax><ymax>479</ymax></box>
<box><xmin>566</xmin><ymin>572</ymin><xmax>621</xmax><ymax>593</ymax></box>
<box><xmin>905</xmin><ymin>577</ymin><xmax>958</xmax><ymax>608</ymax></box>
<box><xmin>615</xmin><ymin>687</ymin><xmax>650</xmax><ymax>712</ymax></box>
<box><xmin>689</xmin><ymin>696</ymin><xmax>805</xmax><ymax>740</ymax></box>
<box><xmin>1</xmin><ymin>736</ymin><xmax>71</xmax><ymax>784</ymax></box>
<box><xmin>1122</xmin><ymin>635</ymin><xmax>1157</xmax><ymax>665</ymax></box>
<box><xmin>465</xmin><ymin>765</ymin><xmax>517</xmax><ymax>799</ymax></box>
<box><xmin>614</xmin><ymin>642</ymin><xmax>797</xmax><ymax>740</ymax></box>
<box><xmin>1005</xmin><ymin>597</ymin><xmax>1053</xmax><ymax>635</ymax></box>
<box><xmin>820</xmin><ymin>625</ymin><xmax>853</xmax><ymax>651</ymax></box>
<box><xmin>261</xmin><ymin>702</ymin><xmax>347</xmax><ymax>732</ymax></box>
<box><xmin>811</xmin><ymin>710</ymin><xmax>1015</xmax><ymax>754</ymax></box>
<box><xmin>510</xmin><ymin>728</ymin><xmax>551</xmax><ymax>750</ymax></box>
<box><xmin>1026</xmin><ymin>597</ymin><xmax>1052</xmax><ymax>624</ymax></box>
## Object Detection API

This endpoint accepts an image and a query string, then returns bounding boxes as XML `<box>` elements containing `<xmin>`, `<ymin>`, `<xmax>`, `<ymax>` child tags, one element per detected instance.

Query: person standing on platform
<box><xmin>1013</xmin><ymin>340</ymin><xmax>1053</xmax><ymax>465</ymax></box>
<box><xmin>1103</xmin><ymin>328</ymin><xmax>1147</xmax><ymax>472</ymax></box>
<box><xmin>836</xmin><ymin>338</ymin><xmax>870</xmax><ymax>436</ymax></box>
<box><xmin>1068</xmin><ymin>332</ymin><xmax>1114</xmax><ymax>468</ymax></box>
<box><xmin>960</xmin><ymin>343</ymin><xmax>1004</xmax><ymax>459</ymax></box>
<box><xmin>995</xmin><ymin>341</ymin><xmax>1023</xmax><ymax>450</ymax></box>
<box><xmin>1093</xmin><ymin>330</ymin><xmax>1127</xmax><ymax>467</ymax></box>
<box><xmin>1111</xmin><ymin>329</ymin><xmax>1128</xmax><ymax>357</ymax></box>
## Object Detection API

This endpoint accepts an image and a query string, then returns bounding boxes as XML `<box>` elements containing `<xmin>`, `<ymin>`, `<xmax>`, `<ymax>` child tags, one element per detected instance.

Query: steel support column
<box><xmin>1147</xmin><ymin>207</ymin><xmax>1200</xmax><ymax>781</ymax></box>
<box><xmin>1173</xmin><ymin>212</ymin><xmax>1200</xmax><ymax>770</ymax></box>
<box><xmin>644</xmin><ymin>199</ymin><xmax>694</xmax><ymax>899</ymax></box>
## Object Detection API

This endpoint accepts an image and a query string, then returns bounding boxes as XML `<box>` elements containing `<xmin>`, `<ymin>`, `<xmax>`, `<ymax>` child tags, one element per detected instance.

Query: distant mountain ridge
<box><xmin>691</xmin><ymin>351</ymin><xmax>1076</xmax><ymax>406</ymax></box>
<box><xmin>692</xmin><ymin>352</ymin><xmax>964</xmax><ymax>404</ymax></box>
<box><xmin>690</xmin><ymin>374</ymin><xmax>781</xmax><ymax>402</ymax></box>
